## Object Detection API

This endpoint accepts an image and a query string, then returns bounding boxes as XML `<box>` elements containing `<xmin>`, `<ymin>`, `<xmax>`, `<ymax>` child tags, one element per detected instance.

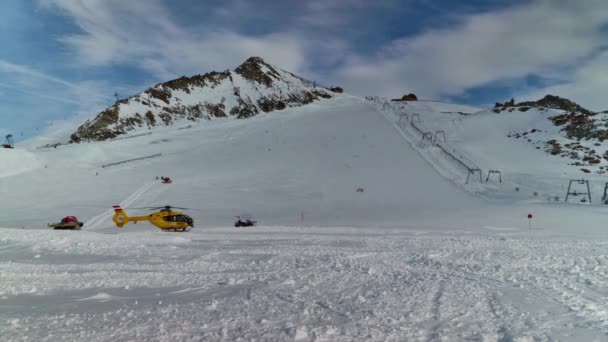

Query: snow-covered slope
<box><xmin>375</xmin><ymin>96</ymin><xmax>608</xmax><ymax>205</ymax></box>
<box><xmin>0</xmin><ymin>95</ymin><xmax>482</xmax><ymax>229</ymax></box>
<box><xmin>69</xmin><ymin>57</ymin><xmax>334</xmax><ymax>142</ymax></box>
<box><xmin>0</xmin><ymin>148</ymin><xmax>41</xmax><ymax>177</ymax></box>
<box><xmin>494</xmin><ymin>96</ymin><xmax>608</xmax><ymax>175</ymax></box>
<box><xmin>5</xmin><ymin>95</ymin><xmax>608</xmax><ymax>340</ymax></box>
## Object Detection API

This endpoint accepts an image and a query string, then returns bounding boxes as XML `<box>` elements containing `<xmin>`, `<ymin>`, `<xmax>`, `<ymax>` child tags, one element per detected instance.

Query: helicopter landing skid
<box><xmin>161</xmin><ymin>227</ymin><xmax>192</xmax><ymax>232</ymax></box>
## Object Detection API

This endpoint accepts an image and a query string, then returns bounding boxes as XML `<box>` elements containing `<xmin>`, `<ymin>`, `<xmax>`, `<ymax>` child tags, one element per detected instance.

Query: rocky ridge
<box><xmin>70</xmin><ymin>57</ymin><xmax>335</xmax><ymax>142</ymax></box>
<box><xmin>499</xmin><ymin>95</ymin><xmax>608</xmax><ymax>174</ymax></box>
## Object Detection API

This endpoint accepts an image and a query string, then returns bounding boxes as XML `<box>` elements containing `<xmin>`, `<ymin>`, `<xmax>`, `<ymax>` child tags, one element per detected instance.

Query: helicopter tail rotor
<box><xmin>112</xmin><ymin>205</ymin><xmax>130</xmax><ymax>228</ymax></box>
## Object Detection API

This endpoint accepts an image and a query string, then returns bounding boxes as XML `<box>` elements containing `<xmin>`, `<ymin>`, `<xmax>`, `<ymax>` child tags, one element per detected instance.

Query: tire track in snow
<box><xmin>548</xmin><ymin>280</ymin><xmax>608</xmax><ymax>334</ymax></box>
<box><xmin>487</xmin><ymin>291</ymin><xmax>515</xmax><ymax>341</ymax></box>
<box><xmin>427</xmin><ymin>281</ymin><xmax>445</xmax><ymax>342</ymax></box>
<box><xmin>84</xmin><ymin>181</ymin><xmax>157</xmax><ymax>231</ymax></box>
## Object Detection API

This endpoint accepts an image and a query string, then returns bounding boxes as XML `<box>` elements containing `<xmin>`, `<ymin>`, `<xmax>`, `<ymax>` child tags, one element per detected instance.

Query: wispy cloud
<box><xmin>517</xmin><ymin>50</ymin><xmax>608</xmax><ymax>111</ymax></box>
<box><xmin>0</xmin><ymin>60</ymin><xmax>77</xmax><ymax>89</ymax></box>
<box><xmin>331</xmin><ymin>0</ymin><xmax>608</xmax><ymax>101</ymax></box>
<box><xmin>0</xmin><ymin>59</ymin><xmax>109</xmax><ymax>106</ymax></box>
<box><xmin>39</xmin><ymin>0</ymin><xmax>311</xmax><ymax>79</ymax></box>
<box><xmin>0</xmin><ymin>57</ymin><xmax>116</xmax><ymax>139</ymax></box>
<box><xmin>1</xmin><ymin>0</ymin><xmax>602</xmax><ymax>138</ymax></box>
<box><xmin>0</xmin><ymin>82</ymin><xmax>79</xmax><ymax>105</ymax></box>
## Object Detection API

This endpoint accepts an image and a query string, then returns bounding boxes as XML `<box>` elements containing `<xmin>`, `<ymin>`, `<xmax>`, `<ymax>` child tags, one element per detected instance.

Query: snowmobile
<box><xmin>48</xmin><ymin>216</ymin><xmax>84</xmax><ymax>230</ymax></box>
<box><xmin>234</xmin><ymin>215</ymin><xmax>256</xmax><ymax>227</ymax></box>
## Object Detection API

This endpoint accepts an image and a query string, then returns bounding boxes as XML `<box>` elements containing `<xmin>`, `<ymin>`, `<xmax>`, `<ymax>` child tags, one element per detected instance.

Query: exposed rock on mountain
<box><xmin>402</xmin><ymin>93</ymin><xmax>418</xmax><ymax>101</ymax></box>
<box><xmin>494</xmin><ymin>95</ymin><xmax>593</xmax><ymax>115</ymax></box>
<box><xmin>70</xmin><ymin>57</ymin><xmax>335</xmax><ymax>142</ymax></box>
<box><xmin>501</xmin><ymin>95</ymin><xmax>608</xmax><ymax>174</ymax></box>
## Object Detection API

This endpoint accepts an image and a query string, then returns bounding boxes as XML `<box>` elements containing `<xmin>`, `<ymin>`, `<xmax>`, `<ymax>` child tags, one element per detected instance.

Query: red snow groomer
<box><xmin>48</xmin><ymin>216</ymin><xmax>84</xmax><ymax>230</ymax></box>
<box><xmin>160</xmin><ymin>176</ymin><xmax>172</xmax><ymax>184</ymax></box>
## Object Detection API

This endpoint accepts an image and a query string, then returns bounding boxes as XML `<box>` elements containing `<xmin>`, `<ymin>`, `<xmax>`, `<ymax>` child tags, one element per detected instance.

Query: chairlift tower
<box><xmin>565</xmin><ymin>179</ymin><xmax>591</xmax><ymax>203</ymax></box>
<box><xmin>420</xmin><ymin>132</ymin><xmax>434</xmax><ymax>147</ymax></box>
<box><xmin>3</xmin><ymin>134</ymin><xmax>14</xmax><ymax>148</ymax></box>
<box><xmin>433</xmin><ymin>130</ymin><xmax>446</xmax><ymax>143</ymax></box>
<box><xmin>486</xmin><ymin>170</ymin><xmax>502</xmax><ymax>183</ymax></box>
<box><xmin>602</xmin><ymin>182</ymin><xmax>608</xmax><ymax>204</ymax></box>
<box><xmin>466</xmin><ymin>168</ymin><xmax>483</xmax><ymax>184</ymax></box>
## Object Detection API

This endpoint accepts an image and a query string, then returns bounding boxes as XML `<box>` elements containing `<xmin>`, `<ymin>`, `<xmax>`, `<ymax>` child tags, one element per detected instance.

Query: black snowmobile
<box><xmin>234</xmin><ymin>215</ymin><xmax>256</xmax><ymax>227</ymax></box>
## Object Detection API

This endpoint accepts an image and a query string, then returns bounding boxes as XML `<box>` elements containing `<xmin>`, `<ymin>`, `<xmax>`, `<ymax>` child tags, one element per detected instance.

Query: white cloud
<box><xmin>0</xmin><ymin>82</ymin><xmax>79</xmax><ymax>105</ymax></box>
<box><xmin>0</xmin><ymin>58</ymin><xmax>117</xmax><ymax>135</ymax></box>
<box><xmin>36</xmin><ymin>0</ymin><xmax>608</xmax><ymax>112</ymax></box>
<box><xmin>0</xmin><ymin>60</ymin><xmax>78</xmax><ymax>89</ymax></box>
<box><xmin>332</xmin><ymin>0</ymin><xmax>608</xmax><ymax>102</ymax></box>
<box><xmin>517</xmin><ymin>51</ymin><xmax>608</xmax><ymax>112</ymax></box>
<box><xmin>39</xmin><ymin>0</ymin><xmax>310</xmax><ymax>79</ymax></box>
<box><xmin>0</xmin><ymin>59</ymin><xmax>109</xmax><ymax>106</ymax></box>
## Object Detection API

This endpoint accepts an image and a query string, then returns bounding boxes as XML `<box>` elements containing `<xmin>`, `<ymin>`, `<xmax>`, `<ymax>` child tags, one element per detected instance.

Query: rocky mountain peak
<box><xmin>520</xmin><ymin>95</ymin><xmax>592</xmax><ymax>115</ymax></box>
<box><xmin>234</xmin><ymin>56</ymin><xmax>308</xmax><ymax>89</ymax></box>
<box><xmin>494</xmin><ymin>95</ymin><xmax>593</xmax><ymax>115</ymax></box>
<box><xmin>239</xmin><ymin>56</ymin><xmax>269</xmax><ymax>67</ymax></box>
<box><xmin>69</xmin><ymin>57</ymin><xmax>337</xmax><ymax>143</ymax></box>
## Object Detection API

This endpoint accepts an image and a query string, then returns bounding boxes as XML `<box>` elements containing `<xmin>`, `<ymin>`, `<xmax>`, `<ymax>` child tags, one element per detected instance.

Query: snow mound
<box><xmin>78</xmin><ymin>292</ymin><xmax>116</xmax><ymax>302</ymax></box>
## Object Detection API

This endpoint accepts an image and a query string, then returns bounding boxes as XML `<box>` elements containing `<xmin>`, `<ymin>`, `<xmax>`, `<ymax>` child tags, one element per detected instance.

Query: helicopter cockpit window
<box><xmin>163</xmin><ymin>215</ymin><xmax>190</xmax><ymax>222</ymax></box>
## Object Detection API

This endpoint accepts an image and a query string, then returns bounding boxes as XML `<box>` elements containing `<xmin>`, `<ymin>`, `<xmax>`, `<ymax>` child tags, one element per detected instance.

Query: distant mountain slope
<box><xmin>369</xmin><ymin>96</ymin><xmax>608</xmax><ymax>207</ymax></box>
<box><xmin>70</xmin><ymin>57</ymin><xmax>334</xmax><ymax>142</ymax></box>
<box><xmin>493</xmin><ymin>95</ymin><xmax>608</xmax><ymax>173</ymax></box>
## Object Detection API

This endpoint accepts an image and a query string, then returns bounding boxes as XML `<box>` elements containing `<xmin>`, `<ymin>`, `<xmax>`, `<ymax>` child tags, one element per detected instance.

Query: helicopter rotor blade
<box><xmin>123</xmin><ymin>205</ymin><xmax>203</xmax><ymax>211</ymax></box>
<box><xmin>172</xmin><ymin>207</ymin><xmax>206</xmax><ymax>212</ymax></box>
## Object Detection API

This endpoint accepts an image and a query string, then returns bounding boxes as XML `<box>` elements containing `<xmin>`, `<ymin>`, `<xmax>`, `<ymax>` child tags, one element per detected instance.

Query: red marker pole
<box><xmin>528</xmin><ymin>213</ymin><xmax>533</xmax><ymax>231</ymax></box>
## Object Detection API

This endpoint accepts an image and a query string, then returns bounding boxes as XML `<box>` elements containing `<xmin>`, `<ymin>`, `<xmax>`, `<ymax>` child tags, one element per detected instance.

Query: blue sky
<box><xmin>2</xmin><ymin>0</ymin><xmax>608</xmax><ymax>140</ymax></box>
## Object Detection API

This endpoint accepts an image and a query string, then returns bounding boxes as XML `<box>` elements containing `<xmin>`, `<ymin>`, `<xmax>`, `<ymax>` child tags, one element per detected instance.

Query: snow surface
<box><xmin>2</xmin><ymin>95</ymin><xmax>608</xmax><ymax>341</ymax></box>
<box><xmin>0</xmin><ymin>148</ymin><xmax>41</xmax><ymax>178</ymax></box>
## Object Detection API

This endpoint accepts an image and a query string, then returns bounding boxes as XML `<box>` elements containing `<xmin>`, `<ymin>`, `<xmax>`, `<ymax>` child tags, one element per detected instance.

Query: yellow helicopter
<box><xmin>112</xmin><ymin>205</ymin><xmax>194</xmax><ymax>232</ymax></box>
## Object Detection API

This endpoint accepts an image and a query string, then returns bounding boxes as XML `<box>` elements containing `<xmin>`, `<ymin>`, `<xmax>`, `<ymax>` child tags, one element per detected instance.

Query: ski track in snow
<box><xmin>84</xmin><ymin>181</ymin><xmax>158</xmax><ymax>231</ymax></box>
